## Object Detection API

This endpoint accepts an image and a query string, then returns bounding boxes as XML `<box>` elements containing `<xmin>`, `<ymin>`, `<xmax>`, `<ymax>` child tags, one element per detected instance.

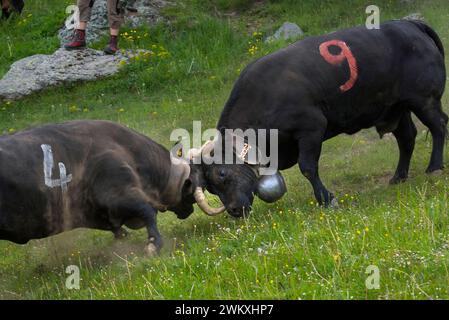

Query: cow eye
<box><xmin>218</xmin><ymin>169</ymin><xmax>226</xmax><ymax>179</ymax></box>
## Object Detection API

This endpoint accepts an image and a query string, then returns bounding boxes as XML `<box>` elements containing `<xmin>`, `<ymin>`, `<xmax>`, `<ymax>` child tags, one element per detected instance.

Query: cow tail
<box><xmin>408</xmin><ymin>20</ymin><xmax>445</xmax><ymax>58</ymax></box>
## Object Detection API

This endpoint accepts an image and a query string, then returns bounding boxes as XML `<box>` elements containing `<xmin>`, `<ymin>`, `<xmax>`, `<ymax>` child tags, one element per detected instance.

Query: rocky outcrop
<box><xmin>403</xmin><ymin>12</ymin><xmax>424</xmax><ymax>21</ymax></box>
<box><xmin>125</xmin><ymin>0</ymin><xmax>167</xmax><ymax>28</ymax></box>
<box><xmin>0</xmin><ymin>48</ymin><xmax>149</xmax><ymax>101</ymax></box>
<box><xmin>265</xmin><ymin>22</ymin><xmax>304</xmax><ymax>43</ymax></box>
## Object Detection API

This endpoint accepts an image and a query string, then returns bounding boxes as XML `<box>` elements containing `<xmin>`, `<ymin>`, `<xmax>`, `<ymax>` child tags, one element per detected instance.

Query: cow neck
<box><xmin>160</xmin><ymin>157</ymin><xmax>191</xmax><ymax>209</ymax></box>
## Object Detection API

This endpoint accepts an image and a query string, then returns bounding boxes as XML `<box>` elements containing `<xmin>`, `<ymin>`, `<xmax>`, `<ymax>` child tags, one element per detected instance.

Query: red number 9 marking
<box><xmin>319</xmin><ymin>40</ymin><xmax>358</xmax><ymax>93</ymax></box>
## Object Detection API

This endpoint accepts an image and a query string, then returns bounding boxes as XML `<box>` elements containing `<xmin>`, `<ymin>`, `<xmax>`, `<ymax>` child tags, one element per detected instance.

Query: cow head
<box><xmin>177</xmin><ymin>133</ymin><xmax>287</xmax><ymax>218</ymax></box>
<box><xmin>166</xmin><ymin>145</ymin><xmax>226</xmax><ymax>220</ymax></box>
<box><xmin>201</xmin><ymin>162</ymin><xmax>258</xmax><ymax>218</ymax></box>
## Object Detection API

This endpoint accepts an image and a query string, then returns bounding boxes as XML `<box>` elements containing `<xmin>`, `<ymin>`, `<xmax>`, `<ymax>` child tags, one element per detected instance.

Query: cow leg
<box><xmin>296</xmin><ymin>130</ymin><xmax>334</xmax><ymax>206</ymax></box>
<box><xmin>112</xmin><ymin>201</ymin><xmax>163</xmax><ymax>255</ymax></box>
<box><xmin>92</xmin><ymin>157</ymin><xmax>163</xmax><ymax>254</ymax></box>
<box><xmin>139</xmin><ymin>204</ymin><xmax>163</xmax><ymax>256</ymax></box>
<box><xmin>390</xmin><ymin>112</ymin><xmax>417</xmax><ymax>184</ymax></box>
<box><xmin>411</xmin><ymin>99</ymin><xmax>448</xmax><ymax>173</ymax></box>
<box><xmin>116</xmin><ymin>202</ymin><xmax>162</xmax><ymax>256</ymax></box>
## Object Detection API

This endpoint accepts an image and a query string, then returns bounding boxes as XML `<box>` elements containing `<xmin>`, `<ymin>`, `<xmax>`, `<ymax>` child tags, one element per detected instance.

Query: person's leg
<box><xmin>78</xmin><ymin>21</ymin><xmax>87</xmax><ymax>30</ymax></box>
<box><xmin>104</xmin><ymin>0</ymin><xmax>124</xmax><ymax>54</ymax></box>
<box><xmin>1</xmin><ymin>0</ymin><xmax>11</xmax><ymax>19</ymax></box>
<box><xmin>65</xmin><ymin>0</ymin><xmax>94</xmax><ymax>50</ymax></box>
<box><xmin>1</xmin><ymin>0</ymin><xmax>10</xmax><ymax>10</ymax></box>
<box><xmin>110</xmin><ymin>28</ymin><xmax>119</xmax><ymax>36</ymax></box>
<box><xmin>77</xmin><ymin>0</ymin><xmax>94</xmax><ymax>29</ymax></box>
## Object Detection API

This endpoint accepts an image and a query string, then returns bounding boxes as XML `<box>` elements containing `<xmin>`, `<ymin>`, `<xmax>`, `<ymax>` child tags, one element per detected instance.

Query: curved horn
<box><xmin>187</xmin><ymin>140</ymin><xmax>216</xmax><ymax>162</ymax></box>
<box><xmin>194</xmin><ymin>187</ymin><xmax>226</xmax><ymax>216</ymax></box>
<box><xmin>199</xmin><ymin>140</ymin><xmax>216</xmax><ymax>164</ymax></box>
<box><xmin>186</xmin><ymin>148</ymin><xmax>202</xmax><ymax>160</ymax></box>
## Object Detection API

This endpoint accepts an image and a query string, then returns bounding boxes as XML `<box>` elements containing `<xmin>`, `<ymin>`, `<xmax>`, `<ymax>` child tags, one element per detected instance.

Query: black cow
<box><xmin>0</xmin><ymin>120</ymin><xmax>219</xmax><ymax>255</ymax></box>
<box><xmin>196</xmin><ymin>20</ymin><xmax>447</xmax><ymax>216</ymax></box>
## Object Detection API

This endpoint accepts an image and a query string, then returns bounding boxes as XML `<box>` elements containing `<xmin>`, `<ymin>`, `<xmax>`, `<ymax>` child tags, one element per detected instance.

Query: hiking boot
<box><xmin>104</xmin><ymin>35</ymin><xmax>119</xmax><ymax>55</ymax></box>
<box><xmin>64</xmin><ymin>29</ymin><xmax>86</xmax><ymax>50</ymax></box>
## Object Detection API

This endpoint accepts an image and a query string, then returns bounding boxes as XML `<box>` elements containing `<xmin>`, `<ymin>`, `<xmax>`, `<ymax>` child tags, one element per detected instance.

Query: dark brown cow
<box><xmin>0</xmin><ymin>120</ymin><xmax>218</xmax><ymax>255</ymax></box>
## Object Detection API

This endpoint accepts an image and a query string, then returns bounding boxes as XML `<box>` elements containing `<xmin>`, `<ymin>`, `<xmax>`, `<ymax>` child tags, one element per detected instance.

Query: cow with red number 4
<box><xmin>195</xmin><ymin>20</ymin><xmax>447</xmax><ymax>216</ymax></box>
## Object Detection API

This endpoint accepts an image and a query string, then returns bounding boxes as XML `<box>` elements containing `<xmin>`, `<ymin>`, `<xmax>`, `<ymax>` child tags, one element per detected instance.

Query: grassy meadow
<box><xmin>0</xmin><ymin>0</ymin><xmax>449</xmax><ymax>299</ymax></box>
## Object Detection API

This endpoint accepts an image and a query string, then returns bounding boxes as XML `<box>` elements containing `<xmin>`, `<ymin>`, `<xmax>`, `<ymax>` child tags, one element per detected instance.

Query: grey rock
<box><xmin>125</xmin><ymin>0</ymin><xmax>167</xmax><ymax>28</ymax></box>
<box><xmin>59</xmin><ymin>0</ymin><xmax>167</xmax><ymax>46</ymax></box>
<box><xmin>0</xmin><ymin>48</ymin><xmax>150</xmax><ymax>101</ymax></box>
<box><xmin>265</xmin><ymin>22</ymin><xmax>304</xmax><ymax>43</ymax></box>
<box><xmin>403</xmin><ymin>12</ymin><xmax>424</xmax><ymax>21</ymax></box>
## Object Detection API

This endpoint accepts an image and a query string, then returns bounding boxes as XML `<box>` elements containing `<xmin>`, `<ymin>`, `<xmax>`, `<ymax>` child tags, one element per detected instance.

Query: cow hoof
<box><xmin>144</xmin><ymin>243</ymin><xmax>158</xmax><ymax>257</ymax></box>
<box><xmin>428</xmin><ymin>169</ymin><xmax>443</xmax><ymax>177</ymax></box>
<box><xmin>389</xmin><ymin>176</ymin><xmax>407</xmax><ymax>185</ymax></box>
<box><xmin>114</xmin><ymin>228</ymin><xmax>129</xmax><ymax>240</ymax></box>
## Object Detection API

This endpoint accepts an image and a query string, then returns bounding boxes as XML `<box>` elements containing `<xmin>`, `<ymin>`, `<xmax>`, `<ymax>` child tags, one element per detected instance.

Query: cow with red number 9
<box><xmin>195</xmin><ymin>20</ymin><xmax>447</xmax><ymax>215</ymax></box>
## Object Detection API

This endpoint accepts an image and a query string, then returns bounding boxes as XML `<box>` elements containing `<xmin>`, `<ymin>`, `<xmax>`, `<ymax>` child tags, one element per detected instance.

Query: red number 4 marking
<box><xmin>319</xmin><ymin>40</ymin><xmax>358</xmax><ymax>92</ymax></box>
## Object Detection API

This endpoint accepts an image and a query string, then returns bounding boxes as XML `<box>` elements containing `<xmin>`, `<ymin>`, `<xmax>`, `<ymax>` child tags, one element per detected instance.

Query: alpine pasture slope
<box><xmin>0</xmin><ymin>0</ymin><xmax>448</xmax><ymax>299</ymax></box>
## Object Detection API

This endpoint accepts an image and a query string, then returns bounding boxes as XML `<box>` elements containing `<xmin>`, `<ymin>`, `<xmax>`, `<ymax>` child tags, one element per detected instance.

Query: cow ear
<box><xmin>182</xmin><ymin>178</ymin><xmax>194</xmax><ymax>197</ymax></box>
<box><xmin>185</xmin><ymin>165</ymin><xmax>207</xmax><ymax>192</ymax></box>
<box><xmin>172</xmin><ymin>140</ymin><xmax>185</xmax><ymax>158</ymax></box>
<box><xmin>173</xmin><ymin>179</ymin><xmax>195</xmax><ymax>220</ymax></box>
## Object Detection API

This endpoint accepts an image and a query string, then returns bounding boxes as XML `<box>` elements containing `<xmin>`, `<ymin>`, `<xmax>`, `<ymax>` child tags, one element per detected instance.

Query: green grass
<box><xmin>1</xmin><ymin>0</ymin><xmax>449</xmax><ymax>299</ymax></box>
